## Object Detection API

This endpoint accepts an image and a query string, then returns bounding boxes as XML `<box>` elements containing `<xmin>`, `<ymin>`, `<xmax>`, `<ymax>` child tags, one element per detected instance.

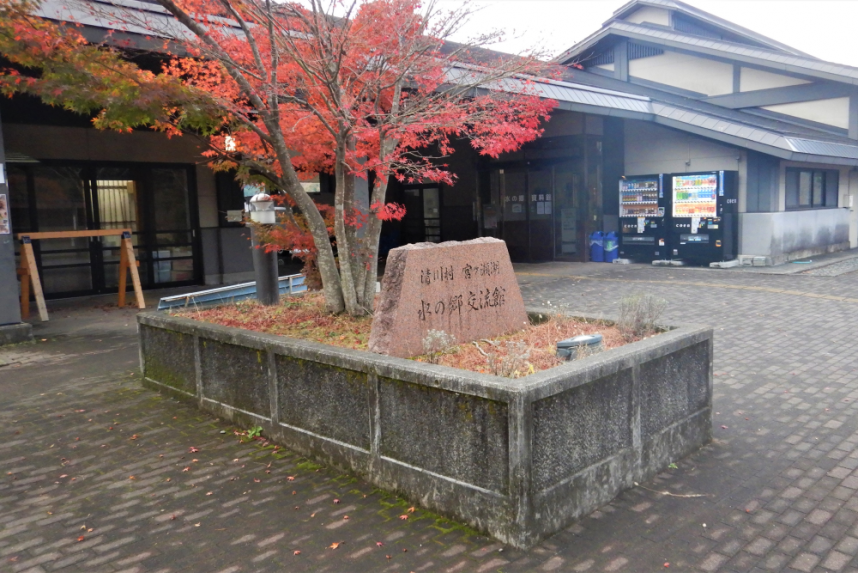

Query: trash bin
<box><xmin>589</xmin><ymin>231</ymin><xmax>604</xmax><ymax>262</ymax></box>
<box><xmin>604</xmin><ymin>231</ymin><xmax>618</xmax><ymax>263</ymax></box>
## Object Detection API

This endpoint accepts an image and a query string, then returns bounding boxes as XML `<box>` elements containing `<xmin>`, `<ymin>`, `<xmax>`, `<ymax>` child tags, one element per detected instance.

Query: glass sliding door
<box><xmin>554</xmin><ymin>163</ymin><xmax>582</xmax><ymax>260</ymax></box>
<box><xmin>150</xmin><ymin>168</ymin><xmax>196</xmax><ymax>284</ymax></box>
<box><xmin>9</xmin><ymin>161</ymin><xmax>200</xmax><ymax>298</ymax></box>
<box><xmin>32</xmin><ymin>166</ymin><xmax>94</xmax><ymax>295</ymax></box>
<box><xmin>499</xmin><ymin>167</ymin><xmax>559</xmax><ymax>262</ymax></box>
<box><xmin>422</xmin><ymin>187</ymin><xmax>441</xmax><ymax>243</ymax></box>
<box><xmin>501</xmin><ymin>169</ymin><xmax>528</xmax><ymax>261</ymax></box>
<box><xmin>92</xmin><ymin>167</ymin><xmax>146</xmax><ymax>290</ymax></box>
<box><xmin>527</xmin><ymin>168</ymin><xmax>553</xmax><ymax>261</ymax></box>
<box><xmin>400</xmin><ymin>185</ymin><xmax>442</xmax><ymax>244</ymax></box>
<box><xmin>484</xmin><ymin>160</ymin><xmax>586</xmax><ymax>263</ymax></box>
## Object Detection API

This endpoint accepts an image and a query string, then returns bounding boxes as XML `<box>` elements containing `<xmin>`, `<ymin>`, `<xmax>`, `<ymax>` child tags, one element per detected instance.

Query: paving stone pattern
<box><xmin>801</xmin><ymin>258</ymin><xmax>858</xmax><ymax>277</ymax></box>
<box><xmin>3</xmin><ymin>263</ymin><xmax>858</xmax><ymax>571</ymax></box>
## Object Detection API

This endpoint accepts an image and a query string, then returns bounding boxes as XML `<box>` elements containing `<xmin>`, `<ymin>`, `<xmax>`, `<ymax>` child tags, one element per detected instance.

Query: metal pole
<box><xmin>250</xmin><ymin>226</ymin><xmax>279</xmax><ymax>306</ymax></box>
<box><xmin>0</xmin><ymin>108</ymin><xmax>33</xmax><ymax>345</ymax></box>
<box><xmin>0</xmin><ymin>110</ymin><xmax>23</xmax><ymax>325</ymax></box>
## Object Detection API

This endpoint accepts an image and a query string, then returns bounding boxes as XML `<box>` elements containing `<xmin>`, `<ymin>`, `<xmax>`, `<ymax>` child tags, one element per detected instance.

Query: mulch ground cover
<box><xmin>174</xmin><ymin>294</ymin><xmax>640</xmax><ymax>377</ymax></box>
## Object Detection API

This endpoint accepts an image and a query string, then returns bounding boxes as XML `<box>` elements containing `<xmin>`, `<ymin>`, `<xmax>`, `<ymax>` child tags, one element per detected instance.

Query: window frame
<box><xmin>785</xmin><ymin>167</ymin><xmax>839</xmax><ymax>211</ymax></box>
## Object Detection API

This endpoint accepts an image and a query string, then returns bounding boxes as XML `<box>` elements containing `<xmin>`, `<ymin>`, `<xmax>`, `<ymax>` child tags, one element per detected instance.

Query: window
<box><xmin>785</xmin><ymin>168</ymin><xmax>838</xmax><ymax>209</ymax></box>
<box><xmin>215</xmin><ymin>171</ymin><xmax>245</xmax><ymax>227</ymax></box>
<box><xmin>300</xmin><ymin>174</ymin><xmax>321</xmax><ymax>194</ymax></box>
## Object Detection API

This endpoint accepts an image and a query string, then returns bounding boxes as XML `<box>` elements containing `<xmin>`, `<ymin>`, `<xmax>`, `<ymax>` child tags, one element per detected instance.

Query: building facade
<box><xmin>386</xmin><ymin>0</ymin><xmax>858</xmax><ymax>265</ymax></box>
<box><xmin>553</xmin><ymin>0</ymin><xmax>858</xmax><ymax>265</ymax></box>
<box><xmin>3</xmin><ymin>0</ymin><xmax>858</xmax><ymax>322</ymax></box>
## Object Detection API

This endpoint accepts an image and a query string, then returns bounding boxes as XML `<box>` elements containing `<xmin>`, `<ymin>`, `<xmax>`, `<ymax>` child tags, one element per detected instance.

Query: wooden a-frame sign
<box><xmin>17</xmin><ymin>229</ymin><xmax>145</xmax><ymax>322</ymax></box>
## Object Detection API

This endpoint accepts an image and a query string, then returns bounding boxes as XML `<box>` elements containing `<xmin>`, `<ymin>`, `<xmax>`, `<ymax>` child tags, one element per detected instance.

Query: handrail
<box><xmin>157</xmin><ymin>274</ymin><xmax>306</xmax><ymax>310</ymax></box>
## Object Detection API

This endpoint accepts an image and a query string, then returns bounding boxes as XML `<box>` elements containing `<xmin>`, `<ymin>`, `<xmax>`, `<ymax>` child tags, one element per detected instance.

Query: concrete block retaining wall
<box><xmin>138</xmin><ymin>311</ymin><xmax>713</xmax><ymax>548</ymax></box>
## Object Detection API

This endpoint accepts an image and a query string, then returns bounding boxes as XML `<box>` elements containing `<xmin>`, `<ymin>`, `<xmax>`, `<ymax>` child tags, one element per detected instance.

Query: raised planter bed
<box><xmin>138</xmin><ymin>309</ymin><xmax>712</xmax><ymax>549</ymax></box>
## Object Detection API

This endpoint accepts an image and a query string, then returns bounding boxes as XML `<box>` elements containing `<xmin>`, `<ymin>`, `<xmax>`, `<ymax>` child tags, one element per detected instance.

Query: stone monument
<box><xmin>369</xmin><ymin>237</ymin><xmax>528</xmax><ymax>358</ymax></box>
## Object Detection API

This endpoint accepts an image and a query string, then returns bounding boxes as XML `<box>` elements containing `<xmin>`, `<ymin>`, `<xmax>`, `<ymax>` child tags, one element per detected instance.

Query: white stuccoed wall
<box><xmin>622</xmin><ymin>6</ymin><xmax>671</xmax><ymax>26</ymax></box>
<box><xmin>762</xmin><ymin>98</ymin><xmax>850</xmax><ymax>130</ymax></box>
<box><xmin>849</xmin><ymin>170</ymin><xmax>858</xmax><ymax>249</ymax></box>
<box><xmin>624</xmin><ymin>119</ymin><xmax>745</xmax><ymax>193</ymax></box>
<box><xmin>739</xmin><ymin>210</ymin><xmax>850</xmax><ymax>263</ymax></box>
<box><xmin>629</xmin><ymin>52</ymin><xmax>734</xmax><ymax>96</ymax></box>
<box><xmin>740</xmin><ymin>67</ymin><xmax>809</xmax><ymax>92</ymax></box>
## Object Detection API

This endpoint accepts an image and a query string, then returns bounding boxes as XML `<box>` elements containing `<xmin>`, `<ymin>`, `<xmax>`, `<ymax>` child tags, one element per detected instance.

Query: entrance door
<box><xmin>554</xmin><ymin>164</ymin><xmax>581</xmax><ymax>260</ymax></box>
<box><xmin>527</xmin><ymin>168</ymin><xmax>553</xmax><ymax>261</ymax></box>
<box><xmin>87</xmin><ymin>167</ymin><xmax>144</xmax><ymax>292</ymax></box>
<box><xmin>9</xmin><ymin>163</ymin><xmax>199</xmax><ymax>298</ymax></box>
<box><xmin>501</xmin><ymin>169</ymin><xmax>527</xmax><ymax>260</ymax></box>
<box><xmin>500</xmin><ymin>168</ymin><xmax>561</xmax><ymax>262</ymax></box>
<box><xmin>486</xmin><ymin>161</ymin><xmax>585</xmax><ymax>263</ymax></box>
<box><xmin>30</xmin><ymin>165</ymin><xmax>94</xmax><ymax>296</ymax></box>
<box><xmin>400</xmin><ymin>186</ymin><xmax>441</xmax><ymax>244</ymax></box>
<box><xmin>93</xmin><ymin>167</ymin><xmax>197</xmax><ymax>289</ymax></box>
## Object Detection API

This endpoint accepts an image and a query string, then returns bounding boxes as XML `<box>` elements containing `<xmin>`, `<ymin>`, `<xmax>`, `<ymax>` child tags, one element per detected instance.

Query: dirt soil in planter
<box><xmin>174</xmin><ymin>294</ymin><xmax>643</xmax><ymax>377</ymax></box>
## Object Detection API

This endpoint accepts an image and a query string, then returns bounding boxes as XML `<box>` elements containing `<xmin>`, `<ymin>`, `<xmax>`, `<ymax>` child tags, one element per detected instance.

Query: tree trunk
<box><xmin>358</xmin><ymin>174</ymin><xmax>391</xmax><ymax>309</ymax></box>
<box><xmin>345</xmin><ymin>143</ymin><xmax>369</xmax><ymax>313</ymax></box>
<box><xmin>290</xmin><ymin>183</ymin><xmax>345</xmax><ymax>314</ymax></box>
<box><xmin>333</xmin><ymin>138</ymin><xmax>365</xmax><ymax>316</ymax></box>
<box><xmin>261</xmin><ymin>110</ymin><xmax>346</xmax><ymax>314</ymax></box>
<box><xmin>358</xmin><ymin>136</ymin><xmax>399</xmax><ymax>308</ymax></box>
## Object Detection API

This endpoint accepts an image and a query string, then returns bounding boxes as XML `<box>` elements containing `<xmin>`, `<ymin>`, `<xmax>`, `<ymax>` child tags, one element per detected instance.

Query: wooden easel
<box><xmin>17</xmin><ymin>229</ymin><xmax>145</xmax><ymax>322</ymax></box>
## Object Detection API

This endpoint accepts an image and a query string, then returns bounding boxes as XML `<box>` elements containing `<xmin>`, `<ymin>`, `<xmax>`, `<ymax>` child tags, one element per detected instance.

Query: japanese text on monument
<box><xmin>418</xmin><ymin>261</ymin><xmax>505</xmax><ymax>321</ymax></box>
<box><xmin>368</xmin><ymin>237</ymin><xmax>528</xmax><ymax>358</ymax></box>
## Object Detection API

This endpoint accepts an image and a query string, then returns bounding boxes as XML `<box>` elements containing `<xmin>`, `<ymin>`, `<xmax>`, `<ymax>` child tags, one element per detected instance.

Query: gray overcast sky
<box><xmin>442</xmin><ymin>0</ymin><xmax>858</xmax><ymax>67</ymax></box>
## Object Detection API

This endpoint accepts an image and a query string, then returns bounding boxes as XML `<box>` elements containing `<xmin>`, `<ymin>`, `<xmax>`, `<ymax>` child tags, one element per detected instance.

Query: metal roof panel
<box><xmin>787</xmin><ymin>139</ymin><xmax>858</xmax><ymax>160</ymax></box>
<box><xmin>31</xmin><ymin>0</ymin><xmax>858</xmax><ymax>165</ymax></box>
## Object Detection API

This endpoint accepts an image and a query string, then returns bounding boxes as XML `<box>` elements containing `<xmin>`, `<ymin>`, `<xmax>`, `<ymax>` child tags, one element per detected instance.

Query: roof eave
<box><xmin>554</xmin><ymin>28</ymin><xmax>612</xmax><ymax>64</ymax></box>
<box><xmin>555</xmin><ymin>101</ymin><xmax>653</xmax><ymax>121</ymax></box>
<box><xmin>652</xmin><ymin>116</ymin><xmax>858</xmax><ymax>166</ymax></box>
<box><xmin>585</xmin><ymin>25</ymin><xmax>858</xmax><ymax>86</ymax></box>
<box><xmin>606</xmin><ymin>0</ymin><xmax>814</xmax><ymax>58</ymax></box>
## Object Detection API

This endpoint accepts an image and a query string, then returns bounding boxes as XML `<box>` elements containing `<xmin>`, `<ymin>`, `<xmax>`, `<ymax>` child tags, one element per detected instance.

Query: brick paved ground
<box><xmin>4</xmin><ymin>262</ymin><xmax>858</xmax><ymax>572</ymax></box>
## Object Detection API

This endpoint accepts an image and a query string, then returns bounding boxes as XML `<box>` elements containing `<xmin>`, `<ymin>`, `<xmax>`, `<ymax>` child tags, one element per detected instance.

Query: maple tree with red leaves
<box><xmin>0</xmin><ymin>0</ymin><xmax>557</xmax><ymax>315</ymax></box>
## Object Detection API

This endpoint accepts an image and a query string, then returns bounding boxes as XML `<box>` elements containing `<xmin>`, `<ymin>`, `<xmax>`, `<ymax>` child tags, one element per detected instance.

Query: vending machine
<box><xmin>618</xmin><ymin>174</ymin><xmax>669</xmax><ymax>262</ymax></box>
<box><xmin>668</xmin><ymin>171</ymin><xmax>738</xmax><ymax>264</ymax></box>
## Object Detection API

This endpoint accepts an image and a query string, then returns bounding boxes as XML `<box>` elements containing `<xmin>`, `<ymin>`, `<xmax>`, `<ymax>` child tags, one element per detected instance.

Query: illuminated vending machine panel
<box><xmin>619</xmin><ymin>177</ymin><xmax>660</xmax><ymax>217</ymax></box>
<box><xmin>618</xmin><ymin>174</ymin><xmax>667</xmax><ymax>262</ymax></box>
<box><xmin>672</xmin><ymin>173</ymin><xmax>717</xmax><ymax>218</ymax></box>
<box><xmin>669</xmin><ymin>171</ymin><xmax>738</xmax><ymax>264</ymax></box>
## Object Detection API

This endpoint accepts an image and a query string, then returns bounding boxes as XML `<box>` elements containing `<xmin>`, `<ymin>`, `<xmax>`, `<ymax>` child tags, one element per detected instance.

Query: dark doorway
<box><xmin>400</xmin><ymin>185</ymin><xmax>441</xmax><ymax>245</ymax></box>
